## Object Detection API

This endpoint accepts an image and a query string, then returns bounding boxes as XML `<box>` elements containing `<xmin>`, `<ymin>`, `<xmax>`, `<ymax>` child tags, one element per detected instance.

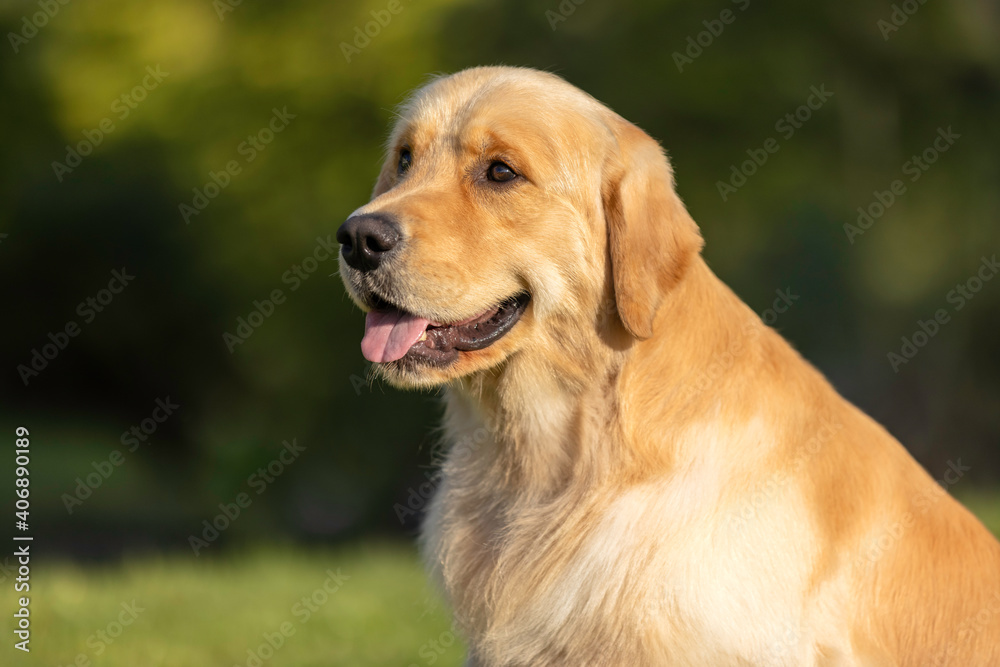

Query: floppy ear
<box><xmin>602</xmin><ymin>119</ymin><xmax>703</xmax><ymax>340</ymax></box>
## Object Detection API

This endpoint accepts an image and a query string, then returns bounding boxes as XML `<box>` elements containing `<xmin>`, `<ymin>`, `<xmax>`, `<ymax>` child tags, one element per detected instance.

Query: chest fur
<box><xmin>420</xmin><ymin>423</ymin><xmax>830</xmax><ymax>666</ymax></box>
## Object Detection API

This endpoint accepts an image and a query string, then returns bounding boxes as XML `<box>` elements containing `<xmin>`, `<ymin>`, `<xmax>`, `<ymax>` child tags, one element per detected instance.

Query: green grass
<box><xmin>15</xmin><ymin>492</ymin><xmax>1000</xmax><ymax>666</ymax></box>
<box><xmin>21</xmin><ymin>542</ymin><xmax>464</xmax><ymax>667</ymax></box>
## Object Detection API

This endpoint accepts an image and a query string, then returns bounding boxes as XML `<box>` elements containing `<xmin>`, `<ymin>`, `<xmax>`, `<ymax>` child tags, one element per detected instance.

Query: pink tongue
<box><xmin>361</xmin><ymin>310</ymin><xmax>431</xmax><ymax>363</ymax></box>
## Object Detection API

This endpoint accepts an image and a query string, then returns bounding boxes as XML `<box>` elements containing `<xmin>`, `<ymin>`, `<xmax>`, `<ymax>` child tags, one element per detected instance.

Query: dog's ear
<box><xmin>602</xmin><ymin>119</ymin><xmax>703</xmax><ymax>340</ymax></box>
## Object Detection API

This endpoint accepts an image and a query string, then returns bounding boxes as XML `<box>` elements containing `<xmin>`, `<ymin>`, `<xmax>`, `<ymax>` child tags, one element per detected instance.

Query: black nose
<box><xmin>336</xmin><ymin>213</ymin><xmax>401</xmax><ymax>272</ymax></box>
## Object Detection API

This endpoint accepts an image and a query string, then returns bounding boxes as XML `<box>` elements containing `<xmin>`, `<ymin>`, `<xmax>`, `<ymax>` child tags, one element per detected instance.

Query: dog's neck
<box><xmin>443</xmin><ymin>258</ymin><xmax>768</xmax><ymax>499</ymax></box>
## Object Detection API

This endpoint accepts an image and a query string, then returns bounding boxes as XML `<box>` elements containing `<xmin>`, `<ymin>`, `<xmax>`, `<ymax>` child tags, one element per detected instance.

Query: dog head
<box><xmin>338</xmin><ymin>66</ymin><xmax>702</xmax><ymax>388</ymax></box>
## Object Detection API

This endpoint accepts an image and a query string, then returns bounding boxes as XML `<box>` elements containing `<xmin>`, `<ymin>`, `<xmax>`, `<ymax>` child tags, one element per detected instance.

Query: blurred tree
<box><xmin>0</xmin><ymin>0</ymin><xmax>997</xmax><ymax>556</ymax></box>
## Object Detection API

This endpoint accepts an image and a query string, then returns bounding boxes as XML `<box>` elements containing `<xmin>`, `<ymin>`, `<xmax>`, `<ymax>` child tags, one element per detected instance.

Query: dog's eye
<box><xmin>487</xmin><ymin>161</ymin><xmax>517</xmax><ymax>183</ymax></box>
<box><xmin>397</xmin><ymin>149</ymin><xmax>412</xmax><ymax>175</ymax></box>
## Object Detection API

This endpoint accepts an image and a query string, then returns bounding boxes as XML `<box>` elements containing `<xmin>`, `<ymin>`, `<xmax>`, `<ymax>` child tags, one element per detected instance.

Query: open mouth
<box><xmin>360</xmin><ymin>292</ymin><xmax>531</xmax><ymax>366</ymax></box>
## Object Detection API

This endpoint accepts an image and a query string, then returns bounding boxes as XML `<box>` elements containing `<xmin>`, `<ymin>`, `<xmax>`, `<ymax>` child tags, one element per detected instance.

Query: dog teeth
<box><xmin>417</xmin><ymin>331</ymin><xmax>428</xmax><ymax>342</ymax></box>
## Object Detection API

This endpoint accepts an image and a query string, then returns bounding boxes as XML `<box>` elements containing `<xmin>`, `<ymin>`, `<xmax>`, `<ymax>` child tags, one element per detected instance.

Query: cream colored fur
<box><xmin>339</xmin><ymin>66</ymin><xmax>1000</xmax><ymax>666</ymax></box>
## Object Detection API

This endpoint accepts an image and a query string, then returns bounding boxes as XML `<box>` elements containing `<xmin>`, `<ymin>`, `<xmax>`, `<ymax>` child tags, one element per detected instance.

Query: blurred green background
<box><xmin>1</xmin><ymin>0</ymin><xmax>998</xmax><ymax>664</ymax></box>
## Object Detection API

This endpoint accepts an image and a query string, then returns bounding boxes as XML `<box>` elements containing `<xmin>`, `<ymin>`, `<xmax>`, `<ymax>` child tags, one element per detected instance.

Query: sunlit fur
<box><xmin>340</xmin><ymin>66</ymin><xmax>1000</xmax><ymax>666</ymax></box>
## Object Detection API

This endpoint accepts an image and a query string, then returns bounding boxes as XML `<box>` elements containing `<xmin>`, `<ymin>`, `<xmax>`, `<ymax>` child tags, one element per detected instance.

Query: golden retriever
<box><xmin>337</xmin><ymin>66</ymin><xmax>1000</xmax><ymax>666</ymax></box>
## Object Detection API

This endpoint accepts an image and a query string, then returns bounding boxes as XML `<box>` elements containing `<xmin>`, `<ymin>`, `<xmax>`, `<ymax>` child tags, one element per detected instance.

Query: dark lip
<box><xmin>371</xmin><ymin>292</ymin><xmax>531</xmax><ymax>368</ymax></box>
